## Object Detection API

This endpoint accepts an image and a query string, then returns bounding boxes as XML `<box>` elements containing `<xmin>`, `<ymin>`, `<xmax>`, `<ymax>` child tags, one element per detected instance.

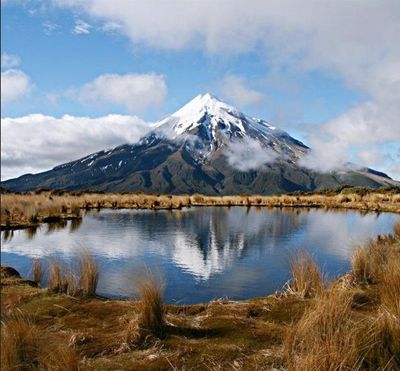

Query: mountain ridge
<box><xmin>2</xmin><ymin>93</ymin><xmax>398</xmax><ymax>194</ymax></box>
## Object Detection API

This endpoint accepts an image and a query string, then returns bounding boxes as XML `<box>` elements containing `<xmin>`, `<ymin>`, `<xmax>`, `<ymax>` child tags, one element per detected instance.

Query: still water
<box><xmin>1</xmin><ymin>207</ymin><xmax>398</xmax><ymax>304</ymax></box>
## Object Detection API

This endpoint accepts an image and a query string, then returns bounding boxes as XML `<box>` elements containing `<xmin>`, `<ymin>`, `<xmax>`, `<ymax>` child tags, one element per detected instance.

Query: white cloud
<box><xmin>356</xmin><ymin>150</ymin><xmax>387</xmax><ymax>169</ymax></box>
<box><xmin>72</xmin><ymin>19</ymin><xmax>91</xmax><ymax>34</ymax></box>
<box><xmin>1</xmin><ymin>69</ymin><xmax>31</xmax><ymax>104</ymax></box>
<box><xmin>1</xmin><ymin>53</ymin><xmax>20</xmax><ymax>69</ymax></box>
<box><xmin>53</xmin><ymin>0</ymin><xmax>400</xmax><ymax>179</ymax></box>
<box><xmin>101</xmin><ymin>21</ymin><xmax>122</xmax><ymax>33</ymax></box>
<box><xmin>226</xmin><ymin>138</ymin><xmax>278</xmax><ymax>172</ymax></box>
<box><xmin>42</xmin><ymin>21</ymin><xmax>60</xmax><ymax>35</ymax></box>
<box><xmin>300</xmin><ymin>100</ymin><xmax>400</xmax><ymax>178</ymax></box>
<box><xmin>1</xmin><ymin>113</ymin><xmax>151</xmax><ymax>180</ymax></box>
<box><xmin>219</xmin><ymin>75</ymin><xmax>264</xmax><ymax>108</ymax></box>
<box><xmin>75</xmin><ymin>73</ymin><xmax>167</xmax><ymax>112</ymax></box>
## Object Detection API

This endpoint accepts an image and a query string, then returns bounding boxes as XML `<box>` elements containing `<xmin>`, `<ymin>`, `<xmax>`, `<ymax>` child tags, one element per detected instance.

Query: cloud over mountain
<box><xmin>53</xmin><ymin>0</ymin><xmax>400</xmax><ymax>179</ymax></box>
<box><xmin>1</xmin><ymin>113</ymin><xmax>150</xmax><ymax>179</ymax></box>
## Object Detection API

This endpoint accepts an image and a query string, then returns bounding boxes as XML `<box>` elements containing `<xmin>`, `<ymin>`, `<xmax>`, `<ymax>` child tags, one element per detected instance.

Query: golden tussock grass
<box><xmin>286</xmin><ymin>251</ymin><xmax>324</xmax><ymax>298</ymax></box>
<box><xmin>137</xmin><ymin>278</ymin><xmax>165</xmax><ymax>339</ymax></box>
<box><xmin>0</xmin><ymin>210</ymin><xmax>399</xmax><ymax>369</ymax></box>
<box><xmin>78</xmin><ymin>253</ymin><xmax>99</xmax><ymax>297</ymax></box>
<box><xmin>394</xmin><ymin>221</ymin><xmax>400</xmax><ymax>238</ymax></box>
<box><xmin>1</xmin><ymin>187</ymin><xmax>399</xmax><ymax>228</ymax></box>
<box><xmin>371</xmin><ymin>246</ymin><xmax>400</xmax><ymax>367</ymax></box>
<box><xmin>0</xmin><ymin>311</ymin><xmax>79</xmax><ymax>371</ymax></box>
<box><xmin>351</xmin><ymin>233</ymin><xmax>398</xmax><ymax>284</ymax></box>
<box><xmin>285</xmin><ymin>290</ymin><xmax>366</xmax><ymax>371</ymax></box>
<box><xmin>47</xmin><ymin>252</ymin><xmax>99</xmax><ymax>297</ymax></box>
<box><xmin>286</xmin><ymin>222</ymin><xmax>400</xmax><ymax>370</ymax></box>
<box><xmin>31</xmin><ymin>259</ymin><xmax>42</xmax><ymax>285</ymax></box>
<box><xmin>48</xmin><ymin>260</ymin><xmax>64</xmax><ymax>293</ymax></box>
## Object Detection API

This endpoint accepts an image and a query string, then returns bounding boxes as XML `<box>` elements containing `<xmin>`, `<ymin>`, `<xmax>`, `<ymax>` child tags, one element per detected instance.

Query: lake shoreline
<box><xmin>2</xmin><ymin>186</ymin><xmax>399</xmax><ymax>230</ymax></box>
<box><xmin>1</xmin><ymin>222</ymin><xmax>399</xmax><ymax>370</ymax></box>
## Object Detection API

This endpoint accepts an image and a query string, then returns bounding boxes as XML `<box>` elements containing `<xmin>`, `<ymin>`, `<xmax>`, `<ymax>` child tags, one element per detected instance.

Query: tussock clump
<box><xmin>48</xmin><ymin>261</ymin><xmax>64</xmax><ymax>293</ymax></box>
<box><xmin>367</xmin><ymin>310</ymin><xmax>400</xmax><ymax>369</ymax></box>
<box><xmin>379</xmin><ymin>252</ymin><xmax>400</xmax><ymax>317</ymax></box>
<box><xmin>0</xmin><ymin>312</ymin><xmax>79</xmax><ymax>370</ymax></box>
<box><xmin>394</xmin><ymin>221</ymin><xmax>400</xmax><ymax>238</ymax></box>
<box><xmin>47</xmin><ymin>252</ymin><xmax>99</xmax><ymax>297</ymax></box>
<box><xmin>79</xmin><ymin>253</ymin><xmax>99</xmax><ymax>297</ymax></box>
<box><xmin>31</xmin><ymin>258</ymin><xmax>42</xmax><ymax>285</ymax></box>
<box><xmin>286</xmin><ymin>290</ymin><xmax>367</xmax><ymax>371</ymax></box>
<box><xmin>286</xmin><ymin>251</ymin><xmax>324</xmax><ymax>298</ymax></box>
<box><xmin>351</xmin><ymin>237</ymin><xmax>395</xmax><ymax>284</ymax></box>
<box><xmin>370</xmin><ymin>253</ymin><xmax>400</xmax><ymax>368</ymax></box>
<box><xmin>137</xmin><ymin>278</ymin><xmax>165</xmax><ymax>339</ymax></box>
<box><xmin>1</xmin><ymin>313</ymin><xmax>41</xmax><ymax>370</ymax></box>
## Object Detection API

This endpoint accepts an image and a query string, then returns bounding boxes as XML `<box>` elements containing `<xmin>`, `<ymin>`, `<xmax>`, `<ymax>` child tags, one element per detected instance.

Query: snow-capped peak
<box><xmin>155</xmin><ymin>92</ymin><xmax>274</xmax><ymax>137</ymax></box>
<box><xmin>171</xmin><ymin>93</ymin><xmax>239</xmax><ymax>127</ymax></box>
<box><xmin>152</xmin><ymin>92</ymin><xmax>308</xmax><ymax>159</ymax></box>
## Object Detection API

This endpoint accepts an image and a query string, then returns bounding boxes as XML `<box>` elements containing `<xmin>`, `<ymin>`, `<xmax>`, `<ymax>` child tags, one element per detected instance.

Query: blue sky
<box><xmin>1</xmin><ymin>0</ymin><xmax>399</xmax><ymax>180</ymax></box>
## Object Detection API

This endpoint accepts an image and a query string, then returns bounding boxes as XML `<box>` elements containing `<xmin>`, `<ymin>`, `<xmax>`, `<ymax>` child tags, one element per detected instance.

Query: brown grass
<box><xmin>78</xmin><ymin>253</ymin><xmax>99</xmax><ymax>297</ymax></box>
<box><xmin>394</xmin><ymin>221</ymin><xmax>400</xmax><ymax>238</ymax></box>
<box><xmin>378</xmin><ymin>253</ymin><xmax>400</xmax><ymax>317</ymax></box>
<box><xmin>48</xmin><ymin>261</ymin><xmax>64</xmax><ymax>293</ymax></box>
<box><xmin>47</xmin><ymin>253</ymin><xmax>99</xmax><ymax>297</ymax></box>
<box><xmin>1</xmin><ymin>206</ymin><xmax>399</xmax><ymax>369</ymax></box>
<box><xmin>286</xmin><ymin>222</ymin><xmax>400</xmax><ymax>370</ymax></box>
<box><xmin>0</xmin><ymin>312</ymin><xmax>79</xmax><ymax>370</ymax></box>
<box><xmin>351</xmin><ymin>235</ymin><xmax>396</xmax><ymax>284</ymax></box>
<box><xmin>286</xmin><ymin>251</ymin><xmax>324</xmax><ymax>298</ymax></box>
<box><xmin>137</xmin><ymin>278</ymin><xmax>165</xmax><ymax>339</ymax></box>
<box><xmin>286</xmin><ymin>290</ymin><xmax>366</xmax><ymax>371</ymax></box>
<box><xmin>31</xmin><ymin>259</ymin><xmax>42</xmax><ymax>285</ymax></box>
<box><xmin>371</xmin><ymin>252</ymin><xmax>400</xmax><ymax>368</ymax></box>
<box><xmin>1</xmin><ymin>188</ymin><xmax>399</xmax><ymax>229</ymax></box>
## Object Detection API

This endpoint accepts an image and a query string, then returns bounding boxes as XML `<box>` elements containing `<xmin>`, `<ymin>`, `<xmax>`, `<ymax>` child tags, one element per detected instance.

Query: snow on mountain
<box><xmin>3</xmin><ymin>91</ymin><xmax>395</xmax><ymax>194</ymax></box>
<box><xmin>153</xmin><ymin>93</ymin><xmax>308</xmax><ymax>160</ymax></box>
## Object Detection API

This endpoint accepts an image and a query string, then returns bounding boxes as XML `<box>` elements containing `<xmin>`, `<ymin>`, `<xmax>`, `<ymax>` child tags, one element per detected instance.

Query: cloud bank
<box><xmin>1</xmin><ymin>114</ymin><xmax>150</xmax><ymax>179</ymax></box>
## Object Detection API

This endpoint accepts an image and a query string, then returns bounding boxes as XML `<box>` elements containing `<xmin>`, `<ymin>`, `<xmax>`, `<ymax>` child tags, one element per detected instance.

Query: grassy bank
<box><xmin>1</xmin><ymin>186</ymin><xmax>399</xmax><ymax>229</ymax></box>
<box><xmin>1</xmin><ymin>222</ymin><xmax>399</xmax><ymax>370</ymax></box>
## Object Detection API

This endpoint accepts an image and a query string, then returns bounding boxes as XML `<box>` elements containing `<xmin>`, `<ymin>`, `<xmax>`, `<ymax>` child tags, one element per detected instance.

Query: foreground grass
<box><xmin>1</xmin><ymin>186</ymin><xmax>399</xmax><ymax>229</ymax></box>
<box><xmin>1</xmin><ymin>222</ymin><xmax>399</xmax><ymax>370</ymax></box>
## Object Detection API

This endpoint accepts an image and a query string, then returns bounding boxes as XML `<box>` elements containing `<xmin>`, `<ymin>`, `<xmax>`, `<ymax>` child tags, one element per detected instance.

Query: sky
<box><xmin>1</xmin><ymin>0</ymin><xmax>400</xmax><ymax>180</ymax></box>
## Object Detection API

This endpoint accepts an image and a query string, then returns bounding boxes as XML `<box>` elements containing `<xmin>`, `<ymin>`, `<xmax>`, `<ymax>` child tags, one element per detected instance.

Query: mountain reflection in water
<box><xmin>1</xmin><ymin>207</ymin><xmax>398</xmax><ymax>303</ymax></box>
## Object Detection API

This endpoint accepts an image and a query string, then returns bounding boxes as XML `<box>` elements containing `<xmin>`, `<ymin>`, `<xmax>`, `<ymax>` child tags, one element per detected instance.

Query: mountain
<box><xmin>2</xmin><ymin>93</ymin><xmax>397</xmax><ymax>194</ymax></box>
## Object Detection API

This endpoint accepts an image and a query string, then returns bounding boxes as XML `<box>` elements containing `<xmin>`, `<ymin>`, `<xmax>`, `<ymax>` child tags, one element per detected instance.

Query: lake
<box><xmin>1</xmin><ymin>207</ymin><xmax>398</xmax><ymax>304</ymax></box>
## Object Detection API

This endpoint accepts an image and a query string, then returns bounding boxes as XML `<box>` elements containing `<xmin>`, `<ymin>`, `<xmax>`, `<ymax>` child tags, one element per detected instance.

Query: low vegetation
<box><xmin>1</xmin><ymin>186</ymin><xmax>399</xmax><ymax>229</ymax></box>
<box><xmin>47</xmin><ymin>253</ymin><xmax>99</xmax><ymax>297</ymax></box>
<box><xmin>1</xmin><ymin>311</ymin><xmax>79</xmax><ymax>371</ymax></box>
<box><xmin>285</xmin><ymin>251</ymin><xmax>324</xmax><ymax>298</ymax></box>
<box><xmin>1</xmin><ymin>222</ymin><xmax>399</xmax><ymax>370</ymax></box>
<box><xmin>31</xmin><ymin>259</ymin><xmax>42</xmax><ymax>285</ymax></box>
